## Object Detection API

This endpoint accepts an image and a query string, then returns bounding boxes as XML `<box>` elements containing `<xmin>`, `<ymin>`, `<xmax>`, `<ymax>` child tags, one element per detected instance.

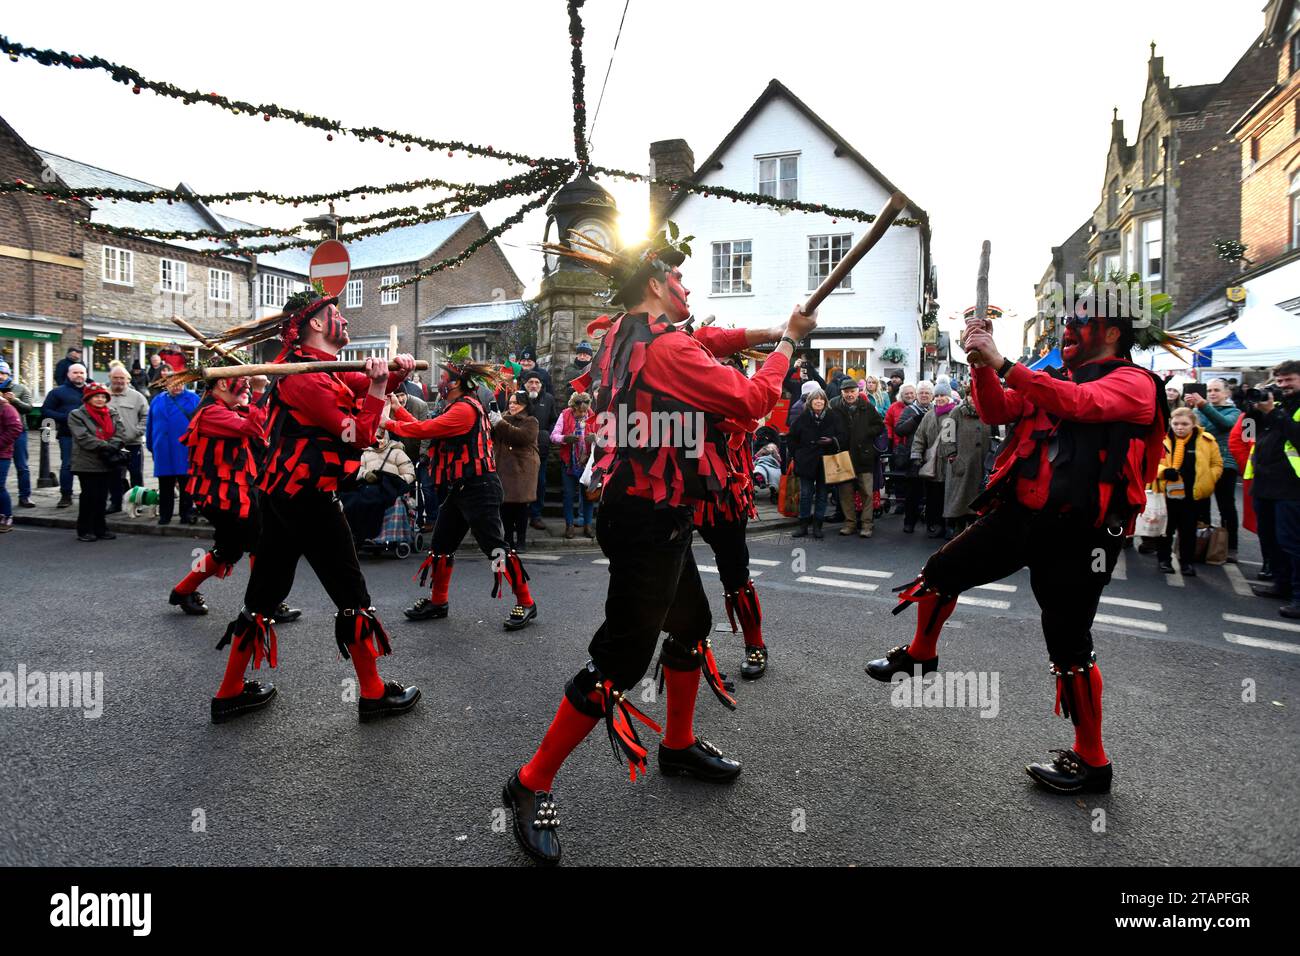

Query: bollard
<box><xmin>37</xmin><ymin>418</ymin><xmax>57</xmax><ymax>488</ymax></box>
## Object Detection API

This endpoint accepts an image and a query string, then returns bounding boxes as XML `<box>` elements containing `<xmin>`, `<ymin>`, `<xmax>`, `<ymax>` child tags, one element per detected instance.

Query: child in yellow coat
<box><xmin>1150</xmin><ymin>407</ymin><xmax>1223</xmax><ymax>575</ymax></box>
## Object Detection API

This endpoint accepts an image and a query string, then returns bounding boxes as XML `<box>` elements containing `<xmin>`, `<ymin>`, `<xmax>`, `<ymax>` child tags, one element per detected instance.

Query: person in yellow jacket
<box><xmin>1150</xmin><ymin>407</ymin><xmax>1223</xmax><ymax>575</ymax></box>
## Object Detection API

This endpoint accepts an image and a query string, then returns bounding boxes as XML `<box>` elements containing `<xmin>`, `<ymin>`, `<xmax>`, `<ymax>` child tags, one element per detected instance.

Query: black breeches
<box><xmin>205</xmin><ymin>498</ymin><xmax>262</xmax><ymax>566</ymax></box>
<box><xmin>918</xmin><ymin>500</ymin><xmax>1123</xmax><ymax>667</ymax></box>
<box><xmin>585</xmin><ymin>496</ymin><xmax>712</xmax><ymax>690</ymax></box>
<box><xmin>695</xmin><ymin>512</ymin><xmax>750</xmax><ymax>592</ymax></box>
<box><xmin>243</xmin><ymin>491</ymin><xmax>369</xmax><ymax>615</ymax></box>
<box><xmin>428</xmin><ymin>475</ymin><xmax>510</xmax><ymax>559</ymax></box>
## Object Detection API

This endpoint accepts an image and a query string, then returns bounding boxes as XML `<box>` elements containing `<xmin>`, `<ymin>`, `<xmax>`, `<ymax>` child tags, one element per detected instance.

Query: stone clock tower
<box><xmin>535</xmin><ymin>173</ymin><xmax>620</xmax><ymax>386</ymax></box>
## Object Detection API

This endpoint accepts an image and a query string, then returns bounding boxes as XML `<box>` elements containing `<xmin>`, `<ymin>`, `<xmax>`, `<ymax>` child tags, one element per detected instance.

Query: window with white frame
<box><xmin>346</xmin><ymin>278</ymin><xmax>363</xmax><ymax>309</ymax></box>
<box><xmin>160</xmin><ymin>258</ymin><xmax>187</xmax><ymax>294</ymax></box>
<box><xmin>102</xmin><ymin>246</ymin><xmax>133</xmax><ymax>286</ymax></box>
<box><xmin>757</xmin><ymin>154</ymin><xmax>798</xmax><ymax>201</ymax></box>
<box><xmin>1122</xmin><ymin>225</ymin><xmax>1136</xmax><ymax>274</ymax></box>
<box><xmin>1291</xmin><ymin>173</ymin><xmax>1300</xmax><ymax>249</ymax></box>
<box><xmin>259</xmin><ymin>273</ymin><xmax>293</xmax><ymax>308</ymax></box>
<box><xmin>808</xmin><ymin>234</ymin><xmax>853</xmax><ymax>291</ymax></box>
<box><xmin>381</xmin><ymin>275</ymin><xmax>400</xmax><ymax>305</ymax></box>
<box><xmin>1103</xmin><ymin>253</ymin><xmax>1121</xmax><ymax>278</ymax></box>
<box><xmin>1141</xmin><ymin>218</ymin><xmax>1162</xmax><ymax>281</ymax></box>
<box><xmin>711</xmin><ymin>240</ymin><xmax>753</xmax><ymax>294</ymax></box>
<box><xmin>208</xmin><ymin>268</ymin><xmax>232</xmax><ymax>302</ymax></box>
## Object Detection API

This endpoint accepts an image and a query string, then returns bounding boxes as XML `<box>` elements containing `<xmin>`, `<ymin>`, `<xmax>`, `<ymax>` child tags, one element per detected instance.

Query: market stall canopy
<box><xmin>1189</xmin><ymin>303</ymin><xmax>1300</xmax><ymax>369</ymax></box>
<box><xmin>1028</xmin><ymin>348</ymin><xmax>1061</xmax><ymax>371</ymax></box>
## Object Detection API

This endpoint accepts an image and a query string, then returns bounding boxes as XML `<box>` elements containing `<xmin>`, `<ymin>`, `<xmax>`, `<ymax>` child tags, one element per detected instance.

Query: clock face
<box><xmin>572</xmin><ymin>218</ymin><xmax>612</xmax><ymax>255</ymax></box>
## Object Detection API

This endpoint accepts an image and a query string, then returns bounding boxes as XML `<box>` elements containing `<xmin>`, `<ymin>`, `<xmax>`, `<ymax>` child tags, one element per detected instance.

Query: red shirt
<box><xmin>972</xmin><ymin>359</ymin><xmax>1158</xmax><ymax>515</ymax></box>
<box><xmin>274</xmin><ymin>345</ymin><xmax>406</xmax><ymax>449</ymax></box>
<box><xmin>193</xmin><ymin>400</ymin><xmax>266</xmax><ymax>440</ymax></box>
<box><xmin>385</xmin><ymin>400</ymin><xmax>476</xmax><ymax>440</ymax></box>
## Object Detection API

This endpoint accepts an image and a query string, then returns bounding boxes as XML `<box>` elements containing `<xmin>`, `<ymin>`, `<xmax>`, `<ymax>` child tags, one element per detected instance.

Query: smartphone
<box><xmin>1182</xmin><ymin>383</ymin><xmax>1207</xmax><ymax>400</ymax></box>
<box><xmin>489</xmin><ymin>400</ymin><xmax>499</xmax><ymax>413</ymax></box>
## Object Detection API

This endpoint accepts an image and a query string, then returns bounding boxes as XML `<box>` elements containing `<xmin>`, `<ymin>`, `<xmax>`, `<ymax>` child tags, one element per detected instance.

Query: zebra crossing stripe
<box><xmin>700</xmin><ymin>565</ymin><xmax>762</xmax><ymax>577</ymax></box>
<box><xmin>1222</xmin><ymin>563</ymin><xmax>1253</xmax><ymax>598</ymax></box>
<box><xmin>1222</xmin><ymin>613</ymin><xmax>1300</xmax><ymax>634</ymax></box>
<box><xmin>974</xmin><ymin>583</ymin><xmax>1017</xmax><ymax>593</ymax></box>
<box><xmin>750</xmin><ymin>559</ymin><xmax>782</xmax><ymax>567</ymax></box>
<box><xmin>815</xmin><ymin>566</ymin><xmax>893</xmax><ymax>579</ymax></box>
<box><xmin>1224</xmin><ymin>632</ymin><xmax>1300</xmax><ymax>654</ymax></box>
<box><xmin>1100</xmin><ymin>596</ymin><xmax>1162</xmax><ymax>611</ymax></box>
<box><xmin>1093</xmin><ymin>613</ymin><xmax>1167</xmax><ymax>633</ymax></box>
<box><xmin>1112</xmin><ymin>551</ymin><xmax>1127</xmax><ymax>580</ymax></box>
<box><xmin>795</xmin><ymin>576</ymin><xmax>879</xmax><ymax>592</ymax></box>
<box><xmin>956</xmin><ymin>595</ymin><xmax>1010</xmax><ymax>610</ymax></box>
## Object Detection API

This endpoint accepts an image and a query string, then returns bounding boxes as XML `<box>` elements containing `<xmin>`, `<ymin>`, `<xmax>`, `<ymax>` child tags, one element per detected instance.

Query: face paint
<box><xmin>665</xmin><ymin>270</ymin><xmax>690</xmax><ymax>321</ymax></box>
<box><xmin>317</xmin><ymin>307</ymin><xmax>348</xmax><ymax>346</ymax></box>
<box><xmin>437</xmin><ymin>371</ymin><xmax>453</xmax><ymax>400</ymax></box>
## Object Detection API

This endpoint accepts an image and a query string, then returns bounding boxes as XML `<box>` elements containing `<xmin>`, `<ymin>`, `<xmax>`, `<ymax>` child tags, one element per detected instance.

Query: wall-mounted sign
<box><xmin>1226</xmin><ymin>286</ymin><xmax>1246</xmax><ymax>303</ymax></box>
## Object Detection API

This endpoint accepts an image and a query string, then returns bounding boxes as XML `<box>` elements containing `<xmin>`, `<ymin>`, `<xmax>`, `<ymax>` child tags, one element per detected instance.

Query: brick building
<box><xmin>0</xmin><ymin>117</ymin><xmax>89</xmax><ymax>394</ymax></box>
<box><xmin>1230</xmin><ymin>0</ymin><xmax>1300</xmax><ymax>316</ymax></box>
<box><xmin>1037</xmin><ymin>28</ymin><xmax>1276</xmax><ymax>343</ymax></box>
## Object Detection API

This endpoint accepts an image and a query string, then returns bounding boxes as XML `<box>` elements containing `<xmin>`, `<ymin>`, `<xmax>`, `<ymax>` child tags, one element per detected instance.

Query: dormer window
<box><xmin>757</xmin><ymin>154</ymin><xmax>798</xmax><ymax>200</ymax></box>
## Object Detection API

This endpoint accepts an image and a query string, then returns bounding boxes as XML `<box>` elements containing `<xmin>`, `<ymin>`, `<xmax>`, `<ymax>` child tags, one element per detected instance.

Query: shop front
<box><xmin>0</xmin><ymin>319</ymin><xmax>63</xmax><ymax>399</ymax></box>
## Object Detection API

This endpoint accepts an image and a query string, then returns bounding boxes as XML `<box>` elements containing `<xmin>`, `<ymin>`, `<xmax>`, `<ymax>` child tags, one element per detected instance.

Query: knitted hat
<box><xmin>575</xmin><ymin>341</ymin><xmax>594</xmax><ymax>355</ymax></box>
<box><xmin>801</xmin><ymin>380</ymin><xmax>819</xmax><ymax>397</ymax></box>
<box><xmin>82</xmin><ymin>380</ymin><xmax>111</xmax><ymax>402</ymax></box>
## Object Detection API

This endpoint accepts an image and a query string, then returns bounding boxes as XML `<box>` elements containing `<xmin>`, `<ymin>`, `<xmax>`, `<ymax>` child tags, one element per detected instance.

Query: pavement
<box><xmin>2</xmin><ymin>506</ymin><xmax>1297</xmax><ymax>867</ymax></box>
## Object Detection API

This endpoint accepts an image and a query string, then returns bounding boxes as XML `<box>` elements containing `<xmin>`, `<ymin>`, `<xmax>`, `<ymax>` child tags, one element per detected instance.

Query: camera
<box><xmin>1245</xmin><ymin>385</ymin><xmax>1283</xmax><ymax>404</ymax></box>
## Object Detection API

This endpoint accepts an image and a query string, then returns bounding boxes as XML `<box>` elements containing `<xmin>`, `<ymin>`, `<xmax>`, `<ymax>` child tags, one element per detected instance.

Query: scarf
<box><xmin>83</xmin><ymin>401</ymin><xmax>115</xmax><ymax>441</ymax></box>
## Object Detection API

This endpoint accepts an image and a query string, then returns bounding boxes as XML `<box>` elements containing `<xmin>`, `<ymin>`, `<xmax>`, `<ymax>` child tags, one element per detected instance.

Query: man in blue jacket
<box><xmin>40</xmin><ymin>362</ymin><xmax>87</xmax><ymax>507</ymax></box>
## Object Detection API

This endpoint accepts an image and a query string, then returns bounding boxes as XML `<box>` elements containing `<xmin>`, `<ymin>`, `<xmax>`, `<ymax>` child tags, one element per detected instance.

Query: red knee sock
<box><xmin>907</xmin><ymin>591</ymin><xmax>957</xmax><ymax>660</ymax></box>
<box><xmin>496</xmin><ymin>552</ymin><xmax>532</xmax><ymax>605</ymax></box>
<box><xmin>662</xmin><ymin>666</ymin><xmax>701</xmax><ymax>750</ymax></box>
<box><xmin>519</xmin><ymin>692</ymin><xmax>601</xmax><ymax>792</ymax></box>
<box><xmin>175</xmin><ymin>552</ymin><xmax>226</xmax><ymax>595</ymax></box>
<box><xmin>430</xmin><ymin>556</ymin><xmax>453</xmax><ymax>604</ymax></box>
<box><xmin>350</xmin><ymin>636</ymin><xmax>386</xmax><ymax>700</ymax></box>
<box><xmin>1070</xmin><ymin>665</ymin><xmax>1107</xmax><ymax>766</ymax></box>
<box><xmin>215</xmin><ymin>638</ymin><xmax>254</xmax><ymax>699</ymax></box>
<box><xmin>728</xmin><ymin>582</ymin><xmax>764</xmax><ymax>649</ymax></box>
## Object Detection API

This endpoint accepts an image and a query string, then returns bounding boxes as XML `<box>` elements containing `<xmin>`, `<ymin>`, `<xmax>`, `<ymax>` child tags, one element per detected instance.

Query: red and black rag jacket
<box><xmin>184</xmin><ymin>399</ymin><xmax>267</xmax><ymax>519</ymax></box>
<box><xmin>385</xmin><ymin>394</ymin><xmax>496</xmax><ymax>486</ymax></box>
<box><xmin>970</xmin><ymin>358</ymin><xmax>1168</xmax><ymax>532</ymax></box>
<box><xmin>572</xmin><ymin>313</ymin><xmax>788</xmax><ymax>511</ymax></box>
<box><xmin>259</xmin><ymin>346</ymin><xmax>406</xmax><ymax>498</ymax></box>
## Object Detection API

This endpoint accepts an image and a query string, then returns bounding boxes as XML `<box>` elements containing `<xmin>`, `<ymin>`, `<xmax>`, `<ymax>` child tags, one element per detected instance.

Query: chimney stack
<box><xmin>649</xmin><ymin>139</ymin><xmax>694</xmax><ymax>231</ymax></box>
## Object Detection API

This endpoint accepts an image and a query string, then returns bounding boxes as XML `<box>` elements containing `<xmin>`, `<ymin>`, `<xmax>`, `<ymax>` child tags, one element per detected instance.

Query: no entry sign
<box><xmin>309</xmin><ymin>240</ymin><xmax>351</xmax><ymax>298</ymax></box>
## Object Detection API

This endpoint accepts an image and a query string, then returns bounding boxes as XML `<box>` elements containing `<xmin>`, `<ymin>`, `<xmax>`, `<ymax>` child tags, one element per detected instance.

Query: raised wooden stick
<box><xmin>201</xmin><ymin>359</ymin><xmax>430</xmax><ymax>380</ymax></box>
<box><xmin>172</xmin><ymin>315</ymin><xmax>239</xmax><ymax>362</ymax></box>
<box><xmin>802</xmin><ymin>192</ymin><xmax>908</xmax><ymax>316</ymax></box>
<box><xmin>966</xmin><ymin>240</ymin><xmax>991</xmax><ymax>364</ymax></box>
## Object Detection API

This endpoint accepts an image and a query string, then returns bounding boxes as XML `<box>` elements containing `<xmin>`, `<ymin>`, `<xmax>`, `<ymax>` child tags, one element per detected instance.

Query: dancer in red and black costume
<box><xmin>385</xmin><ymin>352</ymin><xmax>537</xmax><ymax>631</ymax></box>
<box><xmin>687</xmin><ymin>324</ymin><xmax>791</xmax><ymax>682</ymax></box>
<box><xmin>209</xmin><ymin>289</ymin><xmax>421</xmax><ymax>725</ymax></box>
<box><xmin>863</xmin><ymin>289</ymin><xmax>1171</xmax><ymax>793</ymax></box>
<box><xmin>502</xmin><ymin>227</ymin><xmax>816</xmax><ymax>864</ymax></box>
<box><xmin>168</xmin><ymin>374</ymin><xmax>300</xmax><ymax>622</ymax></box>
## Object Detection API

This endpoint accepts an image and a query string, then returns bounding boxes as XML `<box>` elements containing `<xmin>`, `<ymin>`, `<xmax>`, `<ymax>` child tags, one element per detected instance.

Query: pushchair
<box><xmin>362</xmin><ymin>487</ymin><xmax>425</xmax><ymax>559</ymax></box>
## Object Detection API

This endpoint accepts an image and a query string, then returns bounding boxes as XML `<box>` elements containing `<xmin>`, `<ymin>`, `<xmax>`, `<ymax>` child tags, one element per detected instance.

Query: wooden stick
<box><xmin>802</xmin><ymin>192</ymin><xmax>908</xmax><ymax>316</ymax></box>
<box><xmin>171</xmin><ymin>316</ymin><xmax>238</xmax><ymax>362</ymax></box>
<box><xmin>201</xmin><ymin>359</ymin><xmax>430</xmax><ymax>380</ymax></box>
<box><xmin>967</xmin><ymin>240</ymin><xmax>991</xmax><ymax>364</ymax></box>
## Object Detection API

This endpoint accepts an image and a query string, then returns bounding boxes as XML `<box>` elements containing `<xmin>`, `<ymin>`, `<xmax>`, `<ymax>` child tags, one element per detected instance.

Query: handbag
<box><xmin>778</xmin><ymin>467</ymin><xmax>800</xmax><ymax>517</ymax></box>
<box><xmin>822</xmin><ymin>450</ymin><xmax>855</xmax><ymax>485</ymax></box>
<box><xmin>1205</xmin><ymin>525</ymin><xmax>1229</xmax><ymax>565</ymax></box>
<box><xmin>1134</xmin><ymin>489</ymin><xmax>1167</xmax><ymax>538</ymax></box>
<box><xmin>1194</xmin><ymin>521</ymin><xmax>1213</xmax><ymax>563</ymax></box>
<box><xmin>917</xmin><ymin>441</ymin><xmax>940</xmax><ymax>480</ymax></box>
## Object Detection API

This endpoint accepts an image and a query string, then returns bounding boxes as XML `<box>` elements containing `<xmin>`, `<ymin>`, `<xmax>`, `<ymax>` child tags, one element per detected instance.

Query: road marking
<box><xmin>593</xmin><ymin>558</ymin><xmax>609</xmax><ymax>565</ymax></box>
<box><xmin>1112</xmin><ymin>550</ymin><xmax>1127</xmax><ymax>580</ymax></box>
<box><xmin>1164</xmin><ymin>570</ymin><xmax>1186</xmax><ymax>588</ymax></box>
<box><xmin>523</xmin><ymin>554</ymin><xmax>561</xmax><ymax>562</ymax></box>
<box><xmin>1094</xmin><ymin>613</ymin><xmax>1167</xmax><ymax>633</ymax></box>
<box><xmin>750</xmin><ymin>559</ymin><xmax>782</xmax><ymax>567</ymax></box>
<box><xmin>1222</xmin><ymin>563</ymin><xmax>1253</xmax><ymax>597</ymax></box>
<box><xmin>1222</xmin><ymin>613</ymin><xmax>1300</xmax><ymax>634</ymax></box>
<box><xmin>795</xmin><ymin>575</ymin><xmax>879</xmax><ymax>592</ymax></box>
<box><xmin>815</xmin><ymin>566</ymin><xmax>894</xmax><ymax>579</ymax></box>
<box><xmin>699</xmin><ymin>565</ymin><xmax>762</xmax><ymax>577</ymax></box>
<box><xmin>1224</xmin><ymin>632</ymin><xmax>1300</xmax><ymax>654</ymax></box>
<box><xmin>1099</xmin><ymin>596</ymin><xmax>1162</xmax><ymax>612</ymax></box>
<box><xmin>957</xmin><ymin>595</ymin><xmax>1011</xmax><ymax>610</ymax></box>
<box><xmin>974</xmin><ymin>582</ymin><xmax>1017</xmax><ymax>593</ymax></box>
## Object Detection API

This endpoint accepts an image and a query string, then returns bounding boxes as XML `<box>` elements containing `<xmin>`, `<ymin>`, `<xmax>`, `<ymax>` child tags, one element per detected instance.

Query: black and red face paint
<box><xmin>665</xmin><ymin>269</ymin><xmax>690</xmax><ymax>321</ymax></box>
<box><xmin>318</xmin><ymin>306</ymin><xmax>349</xmax><ymax>346</ymax></box>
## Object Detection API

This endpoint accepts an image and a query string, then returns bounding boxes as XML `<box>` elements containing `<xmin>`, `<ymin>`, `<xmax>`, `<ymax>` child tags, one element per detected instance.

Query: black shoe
<box><xmin>828</xmin><ymin>512</ymin><xmax>846</xmax><ymax>524</ymax></box>
<box><xmin>811</xmin><ymin>521</ymin><xmax>824</xmax><ymax>540</ymax></box>
<box><xmin>926</xmin><ymin>525</ymin><xmax>944</xmax><ymax>538</ymax></box>
<box><xmin>503</xmin><ymin>771</ymin><xmax>561</xmax><ymax>865</ymax></box>
<box><xmin>658</xmin><ymin>738</ymin><xmax>742</xmax><ymax>782</ymax></box>
<box><xmin>1025</xmin><ymin>749</ymin><xmax>1112</xmax><ymax>794</ymax></box>
<box><xmin>76</xmin><ymin>534</ymin><xmax>96</xmax><ymax>542</ymax></box>
<box><xmin>504</xmin><ymin>602</ymin><xmax>538</xmax><ymax>631</ymax></box>
<box><xmin>210</xmin><ymin>680</ymin><xmax>276</xmax><ymax>724</ymax></box>
<box><xmin>1280</xmin><ymin>603</ymin><xmax>1300</xmax><ymax>620</ymax></box>
<box><xmin>1181</xmin><ymin>566</ymin><xmax>1197</xmax><ymax>578</ymax></box>
<box><xmin>865</xmin><ymin>644</ymin><xmax>938</xmax><ymax>682</ymax></box>
<box><xmin>1258</xmin><ymin>561</ymin><xmax>1274</xmax><ymax>580</ymax></box>
<box><xmin>791</xmin><ymin>522</ymin><xmax>809</xmax><ymax>538</ymax></box>
<box><xmin>274</xmin><ymin>603</ymin><xmax>302</xmax><ymax>623</ymax></box>
<box><xmin>903</xmin><ymin>522</ymin><xmax>916</xmax><ymax>534</ymax></box>
<box><xmin>169</xmin><ymin>589</ymin><xmax>209</xmax><ymax>616</ymax></box>
<box><xmin>18</xmin><ymin>499</ymin><xmax>35</xmax><ymax>509</ymax></box>
<box><xmin>180</xmin><ymin>514</ymin><xmax>197</xmax><ymax>525</ymax></box>
<box><xmin>1158</xmin><ymin>561</ymin><xmax>1175</xmax><ymax>574</ymax></box>
<box><xmin>740</xmin><ymin>645</ymin><xmax>768</xmax><ymax>680</ymax></box>
<box><xmin>515</xmin><ymin>540</ymin><xmax>528</xmax><ymax>554</ymax></box>
<box><xmin>105</xmin><ymin>505</ymin><xmax>122</xmax><ymax>515</ymax></box>
<box><xmin>358</xmin><ymin>680</ymin><xmax>421</xmax><ymax>722</ymax></box>
<box><xmin>57</xmin><ymin>497</ymin><xmax>72</xmax><ymax>509</ymax></box>
<box><xmin>1251</xmin><ymin>583</ymin><xmax>1291</xmax><ymax>599</ymax></box>
<box><xmin>1137</xmin><ymin>542</ymin><xmax>1156</xmax><ymax>555</ymax></box>
<box><xmin>404</xmin><ymin>598</ymin><xmax>449</xmax><ymax>620</ymax></box>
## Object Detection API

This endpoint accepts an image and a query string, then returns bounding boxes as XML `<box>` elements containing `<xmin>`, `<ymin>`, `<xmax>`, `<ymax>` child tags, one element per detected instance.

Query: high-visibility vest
<box><xmin>1243</xmin><ymin>406</ymin><xmax>1300</xmax><ymax>479</ymax></box>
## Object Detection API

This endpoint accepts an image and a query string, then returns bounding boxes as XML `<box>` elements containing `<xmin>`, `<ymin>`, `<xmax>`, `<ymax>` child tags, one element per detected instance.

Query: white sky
<box><xmin>0</xmin><ymin>0</ymin><xmax>1267</xmax><ymax>354</ymax></box>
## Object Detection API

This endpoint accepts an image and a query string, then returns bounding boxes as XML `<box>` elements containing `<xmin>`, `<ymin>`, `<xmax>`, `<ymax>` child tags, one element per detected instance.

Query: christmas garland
<box><xmin>0</xmin><ymin>34</ymin><xmax>570</xmax><ymax>168</ymax></box>
<box><xmin>568</xmin><ymin>0</ymin><xmax>590</xmax><ymax>168</ymax></box>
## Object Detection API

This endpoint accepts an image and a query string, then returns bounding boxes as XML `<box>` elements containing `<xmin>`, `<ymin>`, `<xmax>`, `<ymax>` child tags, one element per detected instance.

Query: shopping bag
<box><xmin>822</xmin><ymin>450</ymin><xmax>856</xmax><ymax>485</ymax></box>
<box><xmin>1134</xmin><ymin>489</ymin><xmax>1167</xmax><ymax>538</ymax></box>
<box><xmin>1194</xmin><ymin>521</ymin><xmax>1212</xmax><ymax>562</ymax></box>
<box><xmin>917</xmin><ymin>442</ymin><xmax>940</xmax><ymax>480</ymax></box>
<box><xmin>779</xmin><ymin>470</ymin><xmax>800</xmax><ymax>517</ymax></box>
<box><xmin>1205</xmin><ymin>525</ymin><xmax>1229</xmax><ymax>565</ymax></box>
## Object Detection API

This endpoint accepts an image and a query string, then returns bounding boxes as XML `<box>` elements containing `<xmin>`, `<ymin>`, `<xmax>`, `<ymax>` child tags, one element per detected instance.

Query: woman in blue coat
<box><xmin>147</xmin><ymin>372</ymin><xmax>200</xmax><ymax>524</ymax></box>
